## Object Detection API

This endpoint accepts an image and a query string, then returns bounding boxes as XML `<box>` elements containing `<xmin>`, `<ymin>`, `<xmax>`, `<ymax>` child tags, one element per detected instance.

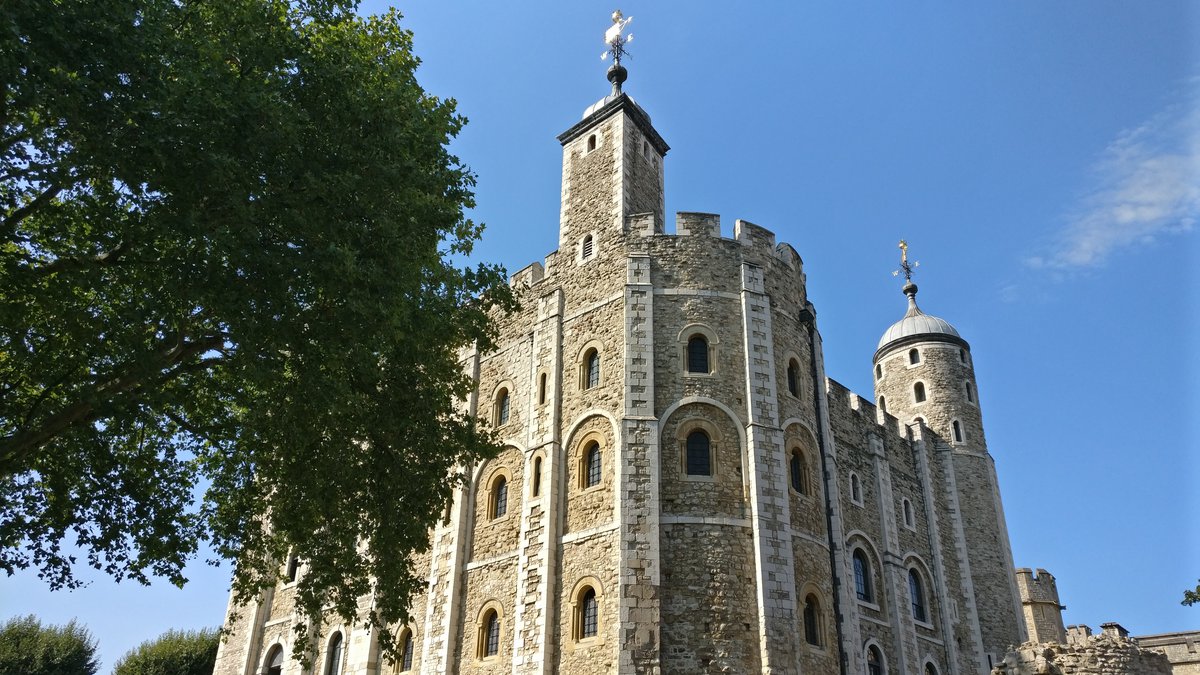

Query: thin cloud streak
<box><xmin>1026</xmin><ymin>90</ymin><xmax>1200</xmax><ymax>270</ymax></box>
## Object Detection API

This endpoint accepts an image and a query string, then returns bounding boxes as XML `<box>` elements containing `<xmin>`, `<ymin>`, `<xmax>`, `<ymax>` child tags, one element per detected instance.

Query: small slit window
<box><xmin>495</xmin><ymin>388</ymin><xmax>510</xmax><ymax>425</ymax></box>
<box><xmin>686</xmin><ymin>335</ymin><xmax>709</xmax><ymax>373</ymax></box>
<box><xmin>965</xmin><ymin>381</ymin><xmax>975</xmax><ymax>403</ymax></box>
<box><xmin>913</xmin><ymin>382</ymin><xmax>926</xmax><ymax>403</ymax></box>
<box><xmin>875</xmin><ymin>363</ymin><xmax>882</xmax><ymax>380</ymax></box>
<box><xmin>903</xmin><ymin>498</ymin><xmax>914</xmax><ymax>527</ymax></box>
<box><xmin>909</xmin><ymin>348</ymin><xmax>921</xmax><ymax>365</ymax></box>
<box><xmin>850</xmin><ymin>473</ymin><xmax>863</xmax><ymax>504</ymax></box>
<box><xmin>926</xmin><ymin>663</ymin><xmax>939</xmax><ymax>675</ymax></box>
<box><xmin>878</xmin><ymin>396</ymin><xmax>887</xmax><ymax>414</ymax></box>
<box><xmin>584</xmin><ymin>349</ymin><xmax>600</xmax><ymax>389</ymax></box>
<box><xmin>490</xmin><ymin>475</ymin><xmax>508</xmax><ymax>519</ymax></box>
<box><xmin>581</xmin><ymin>234</ymin><xmax>594</xmax><ymax>260</ymax></box>
<box><xmin>952</xmin><ymin>420</ymin><xmax>964</xmax><ymax>443</ymax></box>
<box><xmin>586</xmin><ymin>134</ymin><xmax>596</xmax><ymax>152</ymax></box>
<box><xmin>959</xmin><ymin>349</ymin><xmax>968</xmax><ymax>364</ymax></box>
<box><xmin>790</xmin><ymin>450</ymin><xmax>808</xmax><ymax>494</ymax></box>
<box><xmin>787</xmin><ymin>359</ymin><xmax>801</xmax><ymax>396</ymax></box>
<box><xmin>531</xmin><ymin>457</ymin><xmax>542</xmax><ymax>497</ymax></box>
<box><xmin>584</xmin><ymin>442</ymin><xmax>601</xmax><ymax>488</ymax></box>
<box><xmin>538</xmin><ymin>373</ymin><xmax>548</xmax><ymax>405</ymax></box>
<box><xmin>685</xmin><ymin>430</ymin><xmax>711</xmax><ymax>476</ymax></box>
<box><xmin>803</xmin><ymin>594</ymin><xmax>822</xmax><ymax>646</ymax></box>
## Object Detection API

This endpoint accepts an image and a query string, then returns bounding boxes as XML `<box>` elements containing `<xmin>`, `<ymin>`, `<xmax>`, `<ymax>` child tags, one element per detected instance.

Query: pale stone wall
<box><xmin>993</xmin><ymin>636</ymin><xmax>1172</xmax><ymax>675</ymax></box>
<box><xmin>1136</xmin><ymin>631</ymin><xmax>1200</xmax><ymax>675</ymax></box>
<box><xmin>1017</xmin><ymin>568</ymin><xmax>1067</xmax><ymax>644</ymax></box>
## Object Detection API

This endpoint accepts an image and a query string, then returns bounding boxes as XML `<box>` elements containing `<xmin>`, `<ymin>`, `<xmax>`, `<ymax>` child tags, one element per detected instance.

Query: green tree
<box><xmin>0</xmin><ymin>615</ymin><xmax>98</xmax><ymax>675</ymax></box>
<box><xmin>1185</xmin><ymin>581</ymin><xmax>1200</xmax><ymax>606</ymax></box>
<box><xmin>112</xmin><ymin>628</ymin><xmax>219</xmax><ymax>675</ymax></box>
<box><xmin>1</xmin><ymin>0</ymin><xmax>513</xmax><ymax>661</ymax></box>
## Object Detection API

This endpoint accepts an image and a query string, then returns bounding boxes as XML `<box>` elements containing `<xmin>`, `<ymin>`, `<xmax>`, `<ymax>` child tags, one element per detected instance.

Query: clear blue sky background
<box><xmin>3</xmin><ymin>2</ymin><xmax>1197</xmax><ymax>670</ymax></box>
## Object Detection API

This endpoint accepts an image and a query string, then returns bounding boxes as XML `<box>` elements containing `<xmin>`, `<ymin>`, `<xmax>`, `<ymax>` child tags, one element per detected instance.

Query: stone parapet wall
<box><xmin>993</xmin><ymin>636</ymin><xmax>1172</xmax><ymax>675</ymax></box>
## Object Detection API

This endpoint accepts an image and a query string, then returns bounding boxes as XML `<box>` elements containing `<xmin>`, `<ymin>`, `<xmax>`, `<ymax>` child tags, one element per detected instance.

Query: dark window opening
<box><xmin>483</xmin><ymin>611</ymin><xmax>500</xmax><ymax>657</ymax></box>
<box><xmin>532</xmin><ymin>457</ymin><xmax>542</xmax><ymax>497</ymax></box>
<box><xmin>853</xmin><ymin>549</ymin><xmax>873</xmax><ymax>602</ymax></box>
<box><xmin>867</xmin><ymin>645</ymin><xmax>884</xmax><ymax>675</ymax></box>
<box><xmin>910</xmin><ymin>568</ymin><xmax>928</xmax><ymax>622</ymax></box>
<box><xmin>914</xmin><ymin>382</ymin><xmax>926</xmax><ymax>403</ymax></box>
<box><xmin>581</xmin><ymin>588</ymin><xmax>598</xmax><ymax>639</ymax></box>
<box><xmin>788</xmin><ymin>360</ymin><xmax>801</xmax><ymax>396</ymax></box>
<box><xmin>586</xmin><ymin>134</ymin><xmax>596</xmax><ymax>152</ymax></box>
<box><xmin>496</xmin><ymin>389</ymin><xmax>510</xmax><ymax>425</ymax></box>
<box><xmin>324</xmin><ymin>633</ymin><xmax>343</xmax><ymax>675</ymax></box>
<box><xmin>400</xmin><ymin>631</ymin><xmax>414</xmax><ymax>671</ymax></box>
<box><xmin>538</xmin><ymin>373</ymin><xmax>547</xmax><ymax>405</ymax></box>
<box><xmin>952</xmin><ymin>420</ymin><xmax>964</xmax><ymax>443</ymax></box>
<box><xmin>582</xmin><ymin>234</ymin><xmax>594</xmax><ymax>260</ymax></box>
<box><xmin>803</xmin><ymin>595</ymin><xmax>821</xmax><ymax>646</ymax></box>
<box><xmin>285</xmin><ymin>555</ymin><xmax>298</xmax><ymax>583</ymax></box>
<box><xmin>491</xmin><ymin>476</ymin><xmax>508</xmax><ymax>518</ymax></box>
<box><xmin>585</xmin><ymin>350</ymin><xmax>600</xmax><ymax>389</ymax></box>
<box><xmin>790</xmin><ymin>451</ymin><xmax>807</xmax><ymax>494</ymax></box>
<box><xmin>909</xmin><ymin>348</ymin><xmax>921</xmax><ymax>365</ymax></box>
<box><xmin>686</xmin><ymin>335</ymin><xmax>709</xmax><ymax>373</ymax></box>
<box><xmin>875</xmin><ymin>363</ymin><xmax>882</xmax><ymax>380</ymax></box>
<box><xmin>585</xmin><ymin>443</ymin><xmax>601</xmax><ymax>487</ymax></box>
<box><xmin>266</xmin><ymin>646</ymin><xmax>284</xmax><ymax>675</ymax></box>
<box><xmin>685</xmin><ymin>431</ymin><xmax>711</xmax><ymax>476</ymax></box>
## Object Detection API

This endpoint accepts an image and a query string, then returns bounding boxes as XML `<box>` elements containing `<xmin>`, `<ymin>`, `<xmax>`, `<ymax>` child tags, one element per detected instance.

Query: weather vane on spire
<box><xmin>601</xmin><ymin>10</ymin><xmax>634</xmax><ymax>65</ymax></box>
<box><xmin>892</xmin><ymin>239</ymin><xmax>920</xmax><ymax>282</ymax></box>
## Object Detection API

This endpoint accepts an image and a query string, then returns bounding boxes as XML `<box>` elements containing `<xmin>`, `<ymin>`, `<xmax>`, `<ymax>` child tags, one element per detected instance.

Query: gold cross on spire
<box><xmin>892</xmin><ymin>240</ymin><xmax>919</xmax><ymax>281</ymax></box>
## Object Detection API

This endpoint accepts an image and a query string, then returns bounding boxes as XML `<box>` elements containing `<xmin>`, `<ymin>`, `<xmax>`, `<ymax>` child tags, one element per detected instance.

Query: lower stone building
<box><xmin>214</xmin><ymin>28</ymin><xmax>1030</xmax><ymax>675</ymax></box>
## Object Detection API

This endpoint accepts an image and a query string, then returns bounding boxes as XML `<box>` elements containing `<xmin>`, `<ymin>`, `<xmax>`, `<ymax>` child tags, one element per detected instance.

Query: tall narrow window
<box><xmin>496</xmin><ymin>388</ymin><xmax>510</xmax><ymax>425</ymax></box>
<box><xmin>959</xmin><ymin>349</ymin><xmax>968</xmax><ymax>364</ymax></box>
<box><xmin>686</xmin><ymin>335</ymin><xmax>709</xmax><ymax>373</ymax></box>
<box><xmin>325</xmin><ymin>633</ymin><xmax>343</xmax><ymax>675</ymax></box>
<box><xmin>790</xmin><ymin>450</ymin><xmax>807</xmax><ymax>494</ymax></box>
<box><xmin>531</xmin><ymin>457</ymin><xmax>542</xmax><ymax>497</ymax></box>
<box><xmin>482</xmin><ymin>610</ymin><xmax>500</xmax><ymax>657</ymax></box>
<box><xmin>491</xmin><ymin>476</ymin><xmax>508</xmax><ymax>519</ymax></box>
<box><xmin>874</xmin><ymin>363</ymin><xmax>882</xmax><ymax>380</ymax></box>
<box><xmin>580</xmin><ymin>587</ymin><xmax>598</xmax><ymax>639</ymax></box>
<box><xmin>878</xmin><ymin>396</ymin><xmax>887</xmax><ymax>414</ymax></box>
<box><xmin>285</xmin><ymin>554</ymin><xmax>299</xmax><ymax>583</ymax></box>
<box><xmin>685</xmin><ymin>431</ymin><xmax>711</xmax><ymax>476</ymax></box>
<box><xmin>803</xmin><ymin>595</ymin><xmax>821</xmax><ymax>646</ymax></box>
<box><xmin>586</xmin><ymin>134</ymin><xmax>596</xmax><ymax>152</ymax></box>
<box><xmin>400</xmin><ymin>630</ymin><xmax>415</xmax><ymax>671</ymax></box>
<box><xmin>850</xmin><ymin>473</ymin><xmax>862</xmax><ymax>503</ymax></box>
<box><xmin>903</xmin><ymin>499</ymin><xmax>914</xmax><ymax>527</ymax></box>
<box><xmin>584</xmin><ymin>349</ymin><xmax>600</xmax><ymax>389</ymax></box>
<box><xmin>913</xmin><ymin>382</ymin><xmax>926</xmax><ymax>403</ymax></box>
<box><xmin>867</xmin><ymin>645</ymin><xmax>884</xmax><ymax>675</ymax></box>
<box><xmin>788</xmin><ymin>359</ymin><xmax>801</xmax><ymax>396</ymax></box>
<box><xmin>581</xmin><ymin>234</ymin><xmax>594</xmax><ymax>260</ymax></box>
<box><xmin>910</xmin><ymin>568</ymin><xmax>928</xmax><ymax>622</ymax></box>
<box><xmin>538</xmin><ymin>373</ymin><xmax>547</xmax><ymax>405</ymax></box>
<box><xmin>926</xmin><ymin>663</ymin><xmax>939</xmax><ymax>675</ymax></box>
<box><xmin>265</xmin><ymin>646</ymin><xmax>284</xmax><ymax>675</ymax></box>
<box><xmin>584</xmin><ymin>442</ymin><xmax>601</xmax><ymax>488</ymax></box>
<box><xmin>909</xmin><ymin>348</ymin><xmax>921</xmax><ymax>365</ymax></box>
<box><xmin>965</xmin><ymin>381</ymin><xmax>975</xmax><ymax>403</ymax></box>
<box><xmin>952</xmin><ymin>420</ymin><xmax>964</xmax><ymax>443</ymax></box>
<box><xmin>853</xmin><ymin>549</ymin><xmax>873</xmax><ymax>602</ymax></box>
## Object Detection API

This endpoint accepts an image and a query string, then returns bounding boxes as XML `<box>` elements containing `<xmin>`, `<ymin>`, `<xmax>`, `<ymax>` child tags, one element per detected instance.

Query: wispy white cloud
<box><xmin>1026</xmin><ymin>88</ymin><xmax>1200</xmax><ymax>270</ymax></box>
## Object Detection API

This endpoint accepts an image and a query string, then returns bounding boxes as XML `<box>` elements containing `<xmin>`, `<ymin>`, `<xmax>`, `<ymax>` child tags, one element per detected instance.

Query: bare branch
<box><xmin>2</xmin><ymin>182</ymin><xmax>63</xmax><ymax>231</ymax></box>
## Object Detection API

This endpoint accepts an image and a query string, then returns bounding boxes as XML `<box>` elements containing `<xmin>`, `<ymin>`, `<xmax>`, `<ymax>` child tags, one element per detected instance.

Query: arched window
<box><xmin>480</xmin><ymin>609</ymin><xmax>500</xmax><ymax>658</ymax></box>
<box><xmin>952</xmin><ymin>420</ymin><xmax>964</xmax><ymax>443</ymax></box>
<box><xmin>324</xmin><ymin>633</ymin><xmax>343</xmax><ymax>675</ymax></box>
<box><xmin>584</xmin><ymin>442</ymin><xmax>601</xmax><ymax>488</ymax></box>
<box><xmin>686</xmin><ymin>335</ymin><xmax>709</xmax><ymax>373</ymax></box>
<box><xmin>903</xmin><ymin>498</ymin><xmax>914</xmax><ymax>527</ymax></box>
<box><xmin>965</xmin><ymin>381</ymin><xmax>975</xmax><ymax>403</ymax></box>
<box><xmin>584</xmin><ymin>349</ymin><xmax>600</xmax><ymax>389</ymax></box>
<box><xmin>909</xmin><ymin>568</ymin><xmax>928</xmax><ymax>622</ymax></box>
<box><xmin>285</xmin><ymin>554</ymin><xmax>299</xmax><ymax>583</ymax></box>
<box><xmin>853</xmin><ymin>549</ymin><xmax>873</xmax><ymax>602</ymax></box>
<box><xmin>788</xmin><ymin>359</ymin><xmax>801</xmax><ymax>396</ymax></box>
<box><xmin>850</xmin><ymin>473</ymin><xmax>862</xmax><ymax>504</ymax></box>
<box><xmin>538</xmin><ymin>373</ymin><xmax>547</xmax><ymax>405</ymax></box>
<box><xmin>867</xmin><ymin>645</ymin><xmax>885</xmax><ymax>675</ymax></box>
<box><xmin>913</xmin><ymin>382</ymin><xmax>927</xmax><ymax>403</ymax></box>
<box><xmin>874</xmin><ymin>363</ymin><xmax>882</xmax><ymax>380</ymax></box>
<box><xmin>926</xmin><ymin>663</ymin><xmax>939</xmax><ymax>675</ymax></box>
<box><xmin>490</xmin><ymin>475</ymin><xmax>508</xmax><ymax>519</ymax></box>
<box><xmin>495</xmin><ymin>388</ymin><xmax>510</xmax><ymax>425</ymax></box>
<box><xmin>790</xmin><ymin>450</ymin><xmax>807</xmax><ymax>495</ymax></box>
<box><xmin>685</xmin><ymin>430</ymin><xmax>711</xmax><ymax>476</ymax></box>
<box><xmin>959</xmin><ymin>348</ymin><xmax>968</xmax><ymax>364</ymax></box>
<box><xmin>878</xmin><ymin>396</ymin><xmax>887</xmax><ymax>414</ymax></box>
<box><xmin>587</xmin><ymin>134</ymin><xmax>596</xmax><ymax>152</ymax></box>
<box><xmin>531</xmin><ymin>457</ymin><xmax>542</xmax><ymax>497</ymax></box>
<box><xmin>803</xmin><ymin>594</ymin><xmax>822</xmax><ymax>646</ymax></box>
<box><xmin>578</xmin><ymin>587</ymin><xmax>599</xmax><ymax>639</ymax></box>
<box><xmin>581</xmin><ymin>234</ymin><xmax>594</xmax><ymax>260</ymax></box>
<box><xmin>399</xmin><ymin>629</ymin><xmax>415</xmax><ymax>672</ymax></box>
<box><xmin>909</xmin><ymin>348</ymin><xmax>921</xmax><ymax>365</ymax></box>
<box><xmin>264</xmin><ymin>645</ymin><xmax>284</xmax><ymax>675</ymax></box>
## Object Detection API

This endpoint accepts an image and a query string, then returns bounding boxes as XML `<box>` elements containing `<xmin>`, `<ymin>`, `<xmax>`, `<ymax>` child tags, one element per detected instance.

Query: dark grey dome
<box><xmin>876</xmin><ymin>282</ymin><xmax>962</xmax><ymax>352</ymax></box>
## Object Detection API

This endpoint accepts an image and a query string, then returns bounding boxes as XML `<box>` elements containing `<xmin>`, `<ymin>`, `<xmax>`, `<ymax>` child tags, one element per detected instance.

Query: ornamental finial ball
<box><xmin>612</xmin><ymin>10</ymin><xmax>623</xmax><ymax>23</ymax></box>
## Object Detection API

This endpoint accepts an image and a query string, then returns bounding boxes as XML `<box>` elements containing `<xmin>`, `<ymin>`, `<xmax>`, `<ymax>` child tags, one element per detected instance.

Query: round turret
<box><xmin>875</xmin><ymin>281</ymin><xmax>965</xmax><ymax>358</ymax></box>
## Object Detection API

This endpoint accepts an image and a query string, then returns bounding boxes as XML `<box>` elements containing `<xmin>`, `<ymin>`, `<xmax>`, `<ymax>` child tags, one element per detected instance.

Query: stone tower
<box><xmin>872</xmin><ymin>275</ymin><xmax>1027</xmax><ymax>669</ymax></box>
<box><xmin>1015</xmin><ymin>568</ymin><xmax>1067</xmax><ymax>644</ymax></box>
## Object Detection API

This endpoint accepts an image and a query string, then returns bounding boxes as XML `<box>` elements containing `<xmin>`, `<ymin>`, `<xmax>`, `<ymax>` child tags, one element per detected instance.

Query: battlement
<box><xmin>827</xmin><ymin>377</ymin><xmax>905</xmax><ymax>440</ymax></box>
<box><xmin>1016</xmin><ymin>568</ymin><xmax>1062</xmax><ymax>604</ymax></box>
<box><xmin>509</xmin><ymin>261</ymin><xmax>545</xmax><ymax>288</ymax></box>
<box><xmin>623</xmin><ymin>212</ymin><xmax>804</xmax><ymax>270</ymax></box>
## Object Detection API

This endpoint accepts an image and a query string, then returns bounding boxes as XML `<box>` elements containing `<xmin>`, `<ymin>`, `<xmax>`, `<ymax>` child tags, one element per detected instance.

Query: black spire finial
<box><xmin>601</xmin><ymin>10</ymin><xmax>633</xmax><ymax>95</ymax></box>
<box><xmin>892</xmin><ymin>240</ymin><xmax>922</xmax><ymax>312</ymax></box>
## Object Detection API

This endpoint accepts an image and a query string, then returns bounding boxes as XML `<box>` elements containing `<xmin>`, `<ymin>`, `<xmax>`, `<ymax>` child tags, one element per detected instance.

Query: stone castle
<box><xmin>212</xmin><ymin>26</ymin><xmax>1037</xmax><ymax>675</ymax></box>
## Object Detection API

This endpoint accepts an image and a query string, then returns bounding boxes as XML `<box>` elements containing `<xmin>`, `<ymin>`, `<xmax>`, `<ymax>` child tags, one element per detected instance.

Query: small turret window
<box><xmin>875</xmin><ymin>364</ymin><xmax>882</xmax><ymax>380</ymax></box>
<box><xmin>913</xmin><ymin>382</ymin><xmax>926</xmax><ymax>403</ymax></box>
<box><xmin>878</xmin><ymin>396</ymin><xmax>887</xmax><ymax>414</ymax></box>
<box><xmin>952</xmin><ymin>420</ymin><xmax>964</xmax><ymax>443</ymax></box>
<box><xmin>959</xmin><ymin>349</ymin><xmax>968</xmax><ymax>365</ymax></box>
<box><xmin>581</xmin><ymin>234</ymin><xmax>594</xmax><ymax>260</ymax></box>
<box><xmin>586</xmin><ymin>134</ymin><xmax>596</xmax><ymax>152</ymax></box>
<box><xmin>850</xmin><ymin>472</ymin><xmax>863</xmax><ymax>505</ymax></box>
<box><xmin>903</xmin><ymin>498</ymin><xmax>914</xmax><ymax>527</ymax></box>
<box><xmin>965</xmin><ymin>381</ymin><xmax>975</xmax><ymax>403</ymax></box>
<box><xmin>909</xmin><ymin>348</ymin><xmax>921</xmax><ymax>365</ymax></box>
<box><xmin>787</xmin><ymin>359</ymin><xmax>801</xmax><ymax>396</ymax></box>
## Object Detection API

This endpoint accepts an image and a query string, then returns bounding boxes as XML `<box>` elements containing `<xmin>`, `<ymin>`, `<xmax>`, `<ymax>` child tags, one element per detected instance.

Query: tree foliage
<box><xmin>1</xmin><ymin>0</ymin><xmax>513</xmax><ymax>661</ymax></box>
<box><xmin>1185</xmin><ymin>581</ymin><xmax>1200</xmax><ymax>606</ymax></box>
<box><xmin>0</xmin><ymin>615</ymin><xmax>98</xmax><ymax>675</ymax></box>
<box><xmin>112</xmin><ymin>628</ymin><xmax>219</xmax><ymax>675</ymax></box>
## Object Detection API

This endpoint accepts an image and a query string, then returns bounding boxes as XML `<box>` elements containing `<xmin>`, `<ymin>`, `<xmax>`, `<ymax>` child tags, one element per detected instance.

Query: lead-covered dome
<box><xmin>876</xmin><ymin>281</ymin><xmax>962</xmax><ymax>353</ymax></box>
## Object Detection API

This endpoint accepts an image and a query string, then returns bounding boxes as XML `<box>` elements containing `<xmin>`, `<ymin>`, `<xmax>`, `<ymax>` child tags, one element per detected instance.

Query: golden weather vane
<box><xmin>892</xmin><ymin>240</ymin><xmax>920</xmax><ymax>282</ymax></box>
<box><xmin>601</xmin><ymin>10</ymin><xmax>634</xmax><ymax>65</ymax></box>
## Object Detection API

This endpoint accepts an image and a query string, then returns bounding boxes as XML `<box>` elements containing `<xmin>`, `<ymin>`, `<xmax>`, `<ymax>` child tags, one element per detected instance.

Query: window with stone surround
<box><xmin>926</xmin><ymin>662</ymin><xmax>939</xmax><ymax>675</ymax></box>
<box><xmin>909</xmin><ymin>568</ymin><xmax>928</xmax><ymax>622</ymax></box>
<box><xmin>398</xmin><ymin>628</ymin><xmax>415</xmax><ymax>672</ymax></box>
<box><xmin>324</xmin><ymin>632</ymin><xmax>344</xmax><ymax>675</ymax></box>
<box><xmin>909</xmin><ymin>348</ymin><xmax>921</xmax><ymax>365</ymax></box>
<box><xmin>264</xmin><ymin>645</ymin><xmax>284</xmax><ymax>675</ymax></box>
<box><xmin>586</xmin><ymin>134</ymin><xmax>596</xmax><ymax>152</ymax></box>
<box><xmin>538</xmin><ymin>372</ymin><xmax>547</xmax><ymax>405</ymax></box>
<box><xmin>685</xmin><ymin>430</ymin><xmax>712</xmax><ymax>476</ymax></box>
<box><xmin>488</xmin><ymin>473</ymin><xmax>509</xmax><ymax>520</ymax></box>
<box><xmin>788</xmin><ymin>359</ymin><xmax>802</xmax><ymax>397</ymax></box>
<box><xmin>679</xmin><ymin>324</ymin><xmax>718</xmax><ymax>377</ymax></box>
<box><xmin>583</xmin><ymin>442</ymin><xmax>601</xmax><ymax>488</ymax></box>
<box><xmin>476</xmin><ymin>606</ymin><xmax>503</xmax><ymax>660</ymax></box>
<box><xmin>494</xmin><ymin>387</ymin><xmax>510</xmax><ymax>426</ymax></box>
<box><xmin>913</xmin><ymin>381</ymin><xmax>927</xmax><ymax>403</ymax></box>
<box><xmin>686</xmin><ymin>335</ymin><xmax>709</xmax><ymax>373</ymax></box>
<box><xmin>849</xmin><ymin>472</ymin><xmax>863</xmax><ymax>505</ymax></box>
<box><xmin>531</xmin><ymin>455</ymin><xmax>542</xmax><ymax>498</ymax></box>
<box><xmin>952</xmin><ymin>419</ymin><xmax>964</xmax><ymax>443</ymax></box>
<box><xmin>583</xmin><ymin>348</ymin><xmax>601</xmax><ymax>389</ymax></box>
<box><xmin>965</xmin><ymin>380</ymin><xmax>975</xmax><ymax>404</ymax></box>
<box><xmin>853</xmin><ymin>549</ymin><xmax>874</xmax><ymax>602</ymax></box>
<box><xmin>875</xmin><ymin>363</ymin><xmax>883</xmax><ymax>380</ymax></box>
<box><xmin>902</xmin><ymin>498</ymin><xmax>914</xmax><ymax>528</ymax></box>
<box><xmin>867</xmin><ymin>644</ymin><xmax>885</xmax><ymax>675</ymax></box>
<box><xmin>581</xmin><ymin>234</ymin><xmax>595</xmax><ymax>260</ymax></box>
<box><xmin>878</xmin><ymin>396</ymin><xmax>887</xmax><ymax>415</ymax></box>
<box><xmin>803</xmin><ymin>594</ymin><xmax>822</xmax><ymax>646</ymax></box>
<box><xmin>285</xmin><ymin>553</ymin><xmax>299</xmax><ymax>583</ymax></box>
<box><xmin>790</xmin><ymin>449</ymin><xmax>809</xmax><ymax>495</ymax></box>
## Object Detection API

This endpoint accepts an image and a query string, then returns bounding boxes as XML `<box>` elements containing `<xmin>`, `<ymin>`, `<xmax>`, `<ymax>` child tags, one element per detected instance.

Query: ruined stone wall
<box><xmin>993</xmin><ymin>636</ymin><xmax>1172</xmax><ymax>675</ymax></box>
<box><xmin>1135</xmin><ymin>632</ymin><xmax>1200</xmax><ymax>675</ymax></box>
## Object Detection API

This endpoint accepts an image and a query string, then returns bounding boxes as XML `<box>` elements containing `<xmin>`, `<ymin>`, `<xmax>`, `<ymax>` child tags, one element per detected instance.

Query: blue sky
<box><xmin>3</xmin><ymin>2</ymin><xmax>1197</xmax><ymax>669</ymax></box>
